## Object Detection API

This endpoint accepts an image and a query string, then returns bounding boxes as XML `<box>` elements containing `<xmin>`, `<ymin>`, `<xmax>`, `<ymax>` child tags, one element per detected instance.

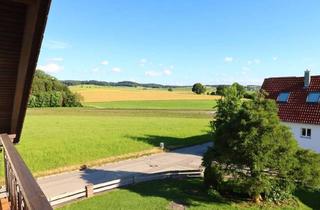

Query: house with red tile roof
<box><xmin>261</xmin><ymin>70</ymin><xmax>320</xmax><ymax>152</ymax></box>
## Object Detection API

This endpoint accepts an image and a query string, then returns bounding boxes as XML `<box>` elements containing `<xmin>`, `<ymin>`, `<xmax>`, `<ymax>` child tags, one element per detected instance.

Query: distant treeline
<box><xmin>28</xmin><ymin>70</ymin><xmax>82</xmax><ymax>107</ymax></box>
<box><xmin>62</xmin><ymin>80</ymin><xmax>185</xmax><ymax>89</ymax></box>
<box><xmin>61</xmin><ymin>80</ymin><xmax>261</xmax><ymax>91</ymax></box>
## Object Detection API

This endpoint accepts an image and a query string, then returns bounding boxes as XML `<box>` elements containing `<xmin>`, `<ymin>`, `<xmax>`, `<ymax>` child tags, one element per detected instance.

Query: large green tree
<box><xmin>231</xmin><ymin>82</ymin><xmax>246</xmax><ymax>97</ymax></box>
<box><xmin>215</xmin><ymin>85</ymin><xmax>228</xmax><ymax>96</ymax></box>
<box><xmin>192</xmin><ymin>83</ymin><xmax>206</xmax><ymax>94</ymax></box>
<box><xmin>203</xmin><ymin>86</ymin><xmax>320</xmax><ymax>203</ymax></box>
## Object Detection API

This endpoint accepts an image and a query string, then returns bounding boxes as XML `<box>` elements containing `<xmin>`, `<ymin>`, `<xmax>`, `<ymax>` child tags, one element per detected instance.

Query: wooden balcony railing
<box><xmin>0</xmin><ymin>134</ymin><xmax>52</xmax><ymax>210</ymax></box>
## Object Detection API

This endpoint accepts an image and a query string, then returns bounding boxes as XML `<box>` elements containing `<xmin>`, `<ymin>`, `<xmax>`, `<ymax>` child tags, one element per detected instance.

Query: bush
<box><xmin>62</xmin><ymin>91</ymin><xmax>82</xmax><ymax>107</ymax></box>
<box><xmin>293</xmin><ymin>149</ymin><xmax>320</xmax><ymax>188</ymax></box>
<box><xmin>36</xmin><ymin>92</ymin><xmax>51</xmax><ymax>107</ymax></box>
<box><xmin>50</xmin><ymin>91</ymin><xmax>63</xmax><ymax>107</ymax></box>
<box><xmin>243</xmin><ymin>91</ymin><xmax>255</xmax><ymax>99</ymax></box>
<box><xmin>168</xmin><ymin>88</ymin><xmax>173</xmax><ymax>92</ymax></box>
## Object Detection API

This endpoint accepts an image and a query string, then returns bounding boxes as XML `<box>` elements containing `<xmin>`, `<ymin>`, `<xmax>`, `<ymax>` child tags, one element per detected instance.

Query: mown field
<box><xmin>85</xmin><ymin>100</ymin><xmax>217</xmax><ymax>110</ymax></box>
<box><xmin>70</xmin><ymin>85</ymin><xmax>219</xmax><ymax>102</ymax></box>
<box><xmin>60</xmin><ymin>178</ymin><xmax>319</xmax><ymax>210</ymax></box>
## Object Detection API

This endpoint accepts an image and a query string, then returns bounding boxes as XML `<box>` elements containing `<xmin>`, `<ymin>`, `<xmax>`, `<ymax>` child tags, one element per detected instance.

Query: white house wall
<box><xmin>283</xmin><ymin>122</ymin><xmax>320</xmax><ymax>153</ymax></box>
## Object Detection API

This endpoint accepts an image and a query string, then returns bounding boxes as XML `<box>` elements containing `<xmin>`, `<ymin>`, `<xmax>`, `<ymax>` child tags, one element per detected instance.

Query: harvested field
<box><xmin>70</xmin><ymin>85</ymin><xmax>220</xmax><ymax>102</ymax></box>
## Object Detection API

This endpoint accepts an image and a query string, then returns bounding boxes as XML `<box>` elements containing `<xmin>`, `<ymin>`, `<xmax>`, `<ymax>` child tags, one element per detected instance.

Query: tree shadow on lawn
<box><xmin>128</xmin><ymin>133</ymin><xmax>212</xmax><ymax>151</ymax></box>
<box><xmin>126</xmin><ymin>178</ymin><xmax>230</xmax><ymax>208</ymax></box>
<box><xmin>294</xmin><ymin>188</ymin><xmax>320</xmax><ymax>210</ymax></box>
<box><xmin>80</xmin><ymin>168</ymin><xmax>228</xmax><ymax>208</ymax></box>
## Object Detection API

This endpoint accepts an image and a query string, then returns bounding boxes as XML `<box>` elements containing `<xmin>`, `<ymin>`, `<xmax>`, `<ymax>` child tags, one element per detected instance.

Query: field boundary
<box><xmin>35</xmin><ymin>148</ymin><xmax>163</xmax><ymax>179</ymax></box>
<box><xmin>49</xmin><ymin>169</ymin><xmax>203</xmax><ymax>207</ymax></box>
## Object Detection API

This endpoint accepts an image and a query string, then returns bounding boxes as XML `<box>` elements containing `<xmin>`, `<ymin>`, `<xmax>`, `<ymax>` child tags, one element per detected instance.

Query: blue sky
<box><xmin>38</xmin><ymin>0</ymin><xmax>320</xmax><ymax>85</ymax></box>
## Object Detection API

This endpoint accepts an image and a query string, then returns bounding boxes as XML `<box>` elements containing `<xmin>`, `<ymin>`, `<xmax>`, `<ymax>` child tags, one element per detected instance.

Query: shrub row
<box><xmin>28</xmin><ymin>91</ymin><xmax>82</xmax><ymax>108</ymax></box>
<box><xmin>28</xmin><ymin>70</ymin><xmax>82</xmax><ymax>108</ymax></box>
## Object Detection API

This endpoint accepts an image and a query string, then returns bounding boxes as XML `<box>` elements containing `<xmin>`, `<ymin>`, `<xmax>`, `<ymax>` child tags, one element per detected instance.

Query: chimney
<box><xmin>304</xmin><ymin>69</ymin><xmax>311</xmax><ymax>88</ymax></box>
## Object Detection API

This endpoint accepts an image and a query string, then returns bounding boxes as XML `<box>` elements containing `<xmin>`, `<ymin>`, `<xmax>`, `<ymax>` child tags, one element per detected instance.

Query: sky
<box><xmin>38</xmin><ymin>0</ymin><xmax>320</xmax><ymax>85</ymax></box>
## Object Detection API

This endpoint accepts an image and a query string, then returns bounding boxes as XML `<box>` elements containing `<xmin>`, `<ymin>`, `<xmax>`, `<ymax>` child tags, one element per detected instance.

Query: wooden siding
<box><xmin>0</xmin><ymin>2</ymin><xmax>26</xmax><ymax>134</ymax></box>
<box><xmin>0</xmin><ymin>0</ymin><xmax>51</xmax><ymax>142</ymax></box>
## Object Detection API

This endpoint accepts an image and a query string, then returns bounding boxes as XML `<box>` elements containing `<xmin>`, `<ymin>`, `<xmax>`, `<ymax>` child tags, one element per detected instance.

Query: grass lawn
<box><xmin>85</xmin><ymin>100</ymin><xmax>217</xmax><ymax>110</ymax></box>
<box><xmin>59</xmin><ymin>178</ymin><xmax>318</xmax><ymax>210</ymax></box>
<box><xmin>12</xmin><ymin>108</ymin><xmax>211</xmax><ymax>176</ymax></box>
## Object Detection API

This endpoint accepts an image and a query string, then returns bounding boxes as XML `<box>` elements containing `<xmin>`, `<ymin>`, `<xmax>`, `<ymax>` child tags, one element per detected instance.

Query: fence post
<box><xmin>85</xmin><ymin>184</ymin><xmax>94</xmax><ymax>198</ymax></box>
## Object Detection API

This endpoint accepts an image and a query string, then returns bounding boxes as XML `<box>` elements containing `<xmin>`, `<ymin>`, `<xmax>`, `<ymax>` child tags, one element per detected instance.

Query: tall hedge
<box><xmin>28</xmin><ymin>70</ymin><xmax>82</xmax><ymax>107</ymax></box>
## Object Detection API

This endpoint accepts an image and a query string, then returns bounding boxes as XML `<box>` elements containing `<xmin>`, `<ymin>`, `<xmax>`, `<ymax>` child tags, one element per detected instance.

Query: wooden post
<box><xmin>85</xmin><ymin>184</ymin><xmax>94</xmax><ymax>198</ymax></box>
<box><xmin>160</xmin><ymin>142</ymin><xmax>164</xmax><ymax>150</ymax></box>
<box><xmin>0</xmin><ymin>198</ymin><xmax>10</xmax><ymax>210</ymax></box>
<box><xmin>0</xmin><ymin>134</ymin><xmax>53</xmax><ymax>210</ymax></box>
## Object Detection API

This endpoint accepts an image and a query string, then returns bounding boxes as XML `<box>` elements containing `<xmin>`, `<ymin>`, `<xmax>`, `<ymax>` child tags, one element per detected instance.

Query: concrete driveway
<box><xmin>37</xmin><ymin>142</ymin><xmax>212</xmax><ymax>199</ymax></box>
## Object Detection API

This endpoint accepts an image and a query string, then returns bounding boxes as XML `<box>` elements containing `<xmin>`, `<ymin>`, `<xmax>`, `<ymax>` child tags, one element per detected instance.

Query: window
<box><xmin>301</xmin><ymin>128</ymin><xmax>311</xmax><ymax>138</ymax></box>
<box><xmin>306</xmin><ymin>92</ymin><xmax>320</xmax><ymax>103</ymax></box>
<box><xmin>277</xmin><ymin>92</ymin><xmax>290</xmax><ymax>102</ymax></box>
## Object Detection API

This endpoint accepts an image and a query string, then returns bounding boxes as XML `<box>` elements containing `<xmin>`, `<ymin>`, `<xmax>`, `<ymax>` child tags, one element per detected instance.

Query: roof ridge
<box><xmin>265</xmin><ymin>75</ymin><xmax>320</xmax><ymax>80</ymax></box>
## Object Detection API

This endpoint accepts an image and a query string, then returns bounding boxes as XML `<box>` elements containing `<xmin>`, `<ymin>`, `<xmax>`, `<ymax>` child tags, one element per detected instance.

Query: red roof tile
<box><xmin>261</xmin><ymin>75</ymin><xmax>320</xmax><ymax>125</ymax></box>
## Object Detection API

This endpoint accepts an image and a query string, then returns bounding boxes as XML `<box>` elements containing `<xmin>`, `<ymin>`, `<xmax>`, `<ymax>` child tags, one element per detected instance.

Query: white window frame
<box><xmin>301</xmin><ymin>128</ymin><xmax>311</xmax><ymax>138</ymax></box>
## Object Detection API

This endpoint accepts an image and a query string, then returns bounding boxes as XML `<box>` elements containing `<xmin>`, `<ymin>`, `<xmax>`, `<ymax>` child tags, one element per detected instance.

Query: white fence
<box><xmin>50</xmin><ymin>169</ymin><xmax>203</xmax><ymax>207</ymax></box>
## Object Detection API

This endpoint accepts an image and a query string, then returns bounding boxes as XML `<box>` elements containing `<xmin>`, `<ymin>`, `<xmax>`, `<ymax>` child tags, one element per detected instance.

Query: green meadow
<box><xmin>14</xmin><ymin>107</ymin><xmax>212</xmax><ymax>175</ymax></box>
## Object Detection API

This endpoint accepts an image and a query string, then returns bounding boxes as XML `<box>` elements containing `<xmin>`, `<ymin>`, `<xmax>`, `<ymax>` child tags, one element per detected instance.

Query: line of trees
<box><xmin>28</xmin><ymin>70</ymin><xmax>82</xmax><ymax>108</ymax></box>
<box><xmin>62</xmin><ymin>80</ymin><xmax>187</xmax><ymax>89</ymax></box>
<box><xmin>192</xmin><ymin>82</ymin><xmax>256</xmax><ymax>99</ymax></box>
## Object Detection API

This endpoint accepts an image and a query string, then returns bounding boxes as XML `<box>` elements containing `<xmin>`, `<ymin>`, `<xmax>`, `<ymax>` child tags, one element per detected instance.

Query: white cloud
<box><xmin>101</xmin><ymin>60</ymin><xmax>109</xmax><ymax>65</ymax></box>
<box><xmin>211</xmin><ymin>72</ymin><xmax>263</xmax><ymax>85</ymax></box>
<box><xmin>242</xmin><ymin>66</ymin><xmax>251</xmax><ymax>72</ymax></box>
<box><xmin>254</xmin><ymin>59</ymin><xmax>261</xmax><ymax>64</ymax></box>
<box><xmin>241</xmin><ymin>67</ymin><xmax>250</xmax><ymax>76</ymax></box>
<box><xmin>48</xmin><ymin>57</ymin><xmax>63</xmax><ymax>62</ymax></box>
<box><xmin>248</xmin><ymin>59</ymin><xmax>261</xmax><ymax>65</ymax></box>
<box><xmin>91</xmin><ymin>67</ymin><xmax>100</xmax><ymax>73</ymax></box>
<box><xmin>169</xmin><ymin>65</ymin><xmax>175</xmax><ymax>69</ymax></box>
<box><xmin>163</xmin><ymin>69</ymin><xmax>172</xmax><ymax>76</ymax></box>
<box><xmin>272</xmin><ymin>56</ymin><xmax>278</xmax><ymax>61</ymax></box>
<box><xmin>111</xmin><ymin>67</ymin><xmax>121</xmax><ymax>73</ymax></box>
<box><xmin>224</xmin><ymin>56</ymin><xmax>233</xmax><ymax>62</ymax></box>
<box><xmin>139</xmin><ymin>58</ymin><xmax>148</xmax><ymax>67</ymax></box>
<box><xmin>145</xmin><ymin>70</ymin><xmax>162</xmax><ymax>77</ymax></box>
<box><xmin>44</xmin><ymin>40</ymin><xmax>70</xmax><ymax>49</ymax></box>
<box><xmin>140</xmin><ymin>58</ymin><xmax>147</xmax><ymax>63</ymax></box>
<box><xmin>37</xmin><ymin>63</ymin><xmax>64</xmax><ymax>73</ymax></box>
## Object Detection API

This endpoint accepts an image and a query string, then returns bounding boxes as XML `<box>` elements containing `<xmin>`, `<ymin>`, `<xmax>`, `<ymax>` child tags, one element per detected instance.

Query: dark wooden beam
<box><xmin>11</xmin><ymin>0</ymin><xmax>36</xmax><ymax>5</ymax></box>
<box><xmin>10</xmin><ymin>0</ymin><xmax>40</xmax><ymax>135</ymax></box>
